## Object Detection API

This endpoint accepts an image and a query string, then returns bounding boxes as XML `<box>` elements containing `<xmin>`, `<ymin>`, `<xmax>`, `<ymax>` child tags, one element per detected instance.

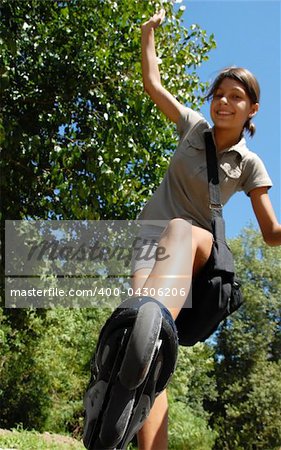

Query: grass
<box><xmin>0</xmin><ymin>428</ymin><xmax>137</xmax><ymax>450</ymax></box>
<box><xmin>0</xmin><ymin>428</ymin><xmax>85</xmax><ymax>450</ymax></box>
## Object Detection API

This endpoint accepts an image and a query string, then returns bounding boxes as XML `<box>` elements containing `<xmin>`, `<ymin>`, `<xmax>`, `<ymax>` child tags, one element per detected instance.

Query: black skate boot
<box><xmin>83</xmin><ymin>296</ymin><xmax>178</xmax><ymax>449</ymax></box>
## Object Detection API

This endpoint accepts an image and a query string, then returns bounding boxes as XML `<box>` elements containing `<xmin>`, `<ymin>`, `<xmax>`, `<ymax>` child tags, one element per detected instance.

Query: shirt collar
<box><xmin>220</xmin><ymin>137</ymin><xmax>248</xmax><ymax>158</ymax></box>
<box><xmin>210</xmin><ymin>128</ymin><xmax>249</xmax><ymax>158</ymax></box>
<box><xmin>190</xmin><ymin>125</ymin><xmax>249</xmax><ymax>158</ymax></box>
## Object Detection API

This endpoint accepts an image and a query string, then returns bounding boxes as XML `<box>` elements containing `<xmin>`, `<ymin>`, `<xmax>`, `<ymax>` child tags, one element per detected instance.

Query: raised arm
<box><xmin>141</xmin><ymin>10</ymin><xmax>185</xmax><ymax>123</ymax></box>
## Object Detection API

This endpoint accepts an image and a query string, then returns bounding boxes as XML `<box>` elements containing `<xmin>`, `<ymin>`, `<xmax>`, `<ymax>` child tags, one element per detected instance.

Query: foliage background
<box><xmin>1</xmin><ymin>1</ymin><xmax>280</xmax><ymax>449</ymax></box>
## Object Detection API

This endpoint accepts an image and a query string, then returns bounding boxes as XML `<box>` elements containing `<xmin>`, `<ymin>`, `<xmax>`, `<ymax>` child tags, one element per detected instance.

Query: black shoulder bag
<box><xmin>175</xmin><ymin>130</ymin><xmax>243</xmax><ymax>346</ymax></box>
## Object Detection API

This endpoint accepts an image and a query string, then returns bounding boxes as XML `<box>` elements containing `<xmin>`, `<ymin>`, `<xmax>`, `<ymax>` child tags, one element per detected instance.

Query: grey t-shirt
<box><xmin>138</xmin><ymin>107</ymin><xmax>273</xmax><ymax>232</ymax></box>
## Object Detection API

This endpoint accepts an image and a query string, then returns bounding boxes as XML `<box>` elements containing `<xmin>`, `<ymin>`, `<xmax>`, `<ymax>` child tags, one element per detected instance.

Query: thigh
<box><xmin>131</xmin><ymin>224</ymin><xmax>213</xmax><ymax>291</ymax></box>
<box><xmin>131</xmin><ymin>268</ymin><xmax>152</xmax><ymax>293</ymax></box>
<box><xmin>130</xmin><ymin>226</ymin><xmax>163</xmax><ymax>291</ymax></box>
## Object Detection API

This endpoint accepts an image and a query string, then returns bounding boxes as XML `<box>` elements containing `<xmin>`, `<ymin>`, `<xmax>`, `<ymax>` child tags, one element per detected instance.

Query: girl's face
<box><xmin>210</xmin><ymin>77</ymin><xmax>259</xmax><ymax>134</ymax></box>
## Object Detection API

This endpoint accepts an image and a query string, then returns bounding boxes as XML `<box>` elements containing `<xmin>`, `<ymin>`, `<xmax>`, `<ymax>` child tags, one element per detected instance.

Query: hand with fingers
<box><xmin>142</xmin><ymin>9</ymin><xmax>166</xmax><ymax>30</ymax></box>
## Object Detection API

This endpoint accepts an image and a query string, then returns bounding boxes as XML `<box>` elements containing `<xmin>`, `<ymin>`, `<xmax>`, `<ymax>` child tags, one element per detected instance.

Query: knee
<box><xmin>192</xmin><ymin>225</ymin><xmax>213</xmax><ymax>248</ymax></box>
<box><xmin>162</xmin><ymin>218</ymin><xmax>191</xmax><ymax>243</ymax></box>
<box><xmin>191</xmin><ymin>226</ymin><xmax>213</xmax><ymax>266</ymax></box>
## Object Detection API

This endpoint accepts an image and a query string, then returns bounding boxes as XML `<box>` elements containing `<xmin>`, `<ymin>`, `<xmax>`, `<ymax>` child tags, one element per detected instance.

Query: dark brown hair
<box><xmin>206</xmin><ymin>67</ymin><xmax>260</xmax><ymax>137</ymax></box>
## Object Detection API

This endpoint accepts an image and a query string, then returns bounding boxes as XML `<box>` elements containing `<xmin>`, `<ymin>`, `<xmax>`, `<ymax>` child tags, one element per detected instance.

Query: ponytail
<box><xmin>244</xmin><ymin>119</ymin><xmax>256</xmax><ymax>137</ymax></box>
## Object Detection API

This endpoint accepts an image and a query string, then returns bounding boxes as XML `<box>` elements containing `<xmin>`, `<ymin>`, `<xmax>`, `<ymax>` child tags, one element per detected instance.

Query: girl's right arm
<box><xmin>141</xmin><ymin>10</ymin><xmax>186</xmax><ymax>123</ymax></box>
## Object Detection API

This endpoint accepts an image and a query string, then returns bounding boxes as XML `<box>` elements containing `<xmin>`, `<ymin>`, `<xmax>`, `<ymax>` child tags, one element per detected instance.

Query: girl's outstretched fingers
<box><xmin>143</xmin><ymin>9</ymin><xmax>166</xmax><ymax>29</ymax></box>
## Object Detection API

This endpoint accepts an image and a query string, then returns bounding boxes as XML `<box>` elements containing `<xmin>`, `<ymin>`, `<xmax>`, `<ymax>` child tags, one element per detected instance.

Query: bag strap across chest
<box><xmin>204</xmin><ymin>130</ymin><xmax>226</xmax><ymax>241</ymax></box>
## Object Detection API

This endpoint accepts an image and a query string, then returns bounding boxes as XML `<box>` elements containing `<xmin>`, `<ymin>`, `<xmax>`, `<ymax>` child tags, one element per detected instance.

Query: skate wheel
<box><xmin>99</xmin><ymin>379</ymin><xmax>135</xmax><ymax>448</ymax></box>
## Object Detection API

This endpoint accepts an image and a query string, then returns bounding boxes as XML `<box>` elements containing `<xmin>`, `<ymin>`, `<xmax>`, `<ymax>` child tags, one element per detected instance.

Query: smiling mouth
<box><xmin>216</xmin><ymin>111</ymin><xmax>233</xmax><ymax>116</ymax></box>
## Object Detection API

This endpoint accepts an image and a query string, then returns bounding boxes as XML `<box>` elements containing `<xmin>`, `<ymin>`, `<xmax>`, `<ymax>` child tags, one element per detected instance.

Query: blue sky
<box><xmin>179</xmin><ymin>0</ymin><xmax>280</xmax><ymax>238</ymax></box>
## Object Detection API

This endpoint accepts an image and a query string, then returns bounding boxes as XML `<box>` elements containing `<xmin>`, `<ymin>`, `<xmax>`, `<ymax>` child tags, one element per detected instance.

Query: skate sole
<box><xmin>84</xmin><ymin>302</ymin><xmax>163</xmax><ymax>450</ymax></box>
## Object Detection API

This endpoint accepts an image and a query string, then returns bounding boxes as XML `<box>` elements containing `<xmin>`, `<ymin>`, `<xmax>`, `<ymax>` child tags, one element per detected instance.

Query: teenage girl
<box><xmin>131</xmin><ymin>9</ymin><xmax>281</xmax><ymax>450</ymax></box>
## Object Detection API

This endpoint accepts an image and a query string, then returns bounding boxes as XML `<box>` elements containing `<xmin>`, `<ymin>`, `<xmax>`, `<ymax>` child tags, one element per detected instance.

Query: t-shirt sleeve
<box><xmin>176</xmin><ymin>107</ymin><xmax>206</xmax><ymax>139</ymax></box>
<box><xmin>240</xmin><ymin>152</ymin><xmax>273</xmax><ymax>196</ymax></box>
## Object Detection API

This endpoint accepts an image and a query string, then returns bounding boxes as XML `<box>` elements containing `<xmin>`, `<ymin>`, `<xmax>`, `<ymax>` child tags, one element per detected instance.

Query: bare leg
<box><xmin>133</xmin><ymin>219</ymin><xmax>213</xmax><ymax>319</ymax></box>
<box><xmin>132</xmin><ymin>219</ymin><xmax>213</xmax><ymax>450</ymax></box>
<box><xmin>137</xmin><ymin>390</ymin><xmax>168</xmax><ymax>450</ymax></box>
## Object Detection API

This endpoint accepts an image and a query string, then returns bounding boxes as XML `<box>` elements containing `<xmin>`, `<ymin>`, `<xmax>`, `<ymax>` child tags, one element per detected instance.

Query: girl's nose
<box><xmin>219</xmin><ymin>96</ymin><xmax>228</xmax><ymax>104</ymax></box>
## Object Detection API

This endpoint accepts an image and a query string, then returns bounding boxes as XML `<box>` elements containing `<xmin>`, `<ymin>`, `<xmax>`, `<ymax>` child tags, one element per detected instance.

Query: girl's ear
<box><xmin>249</xmin><ymin>102</ymin><xmax>259</xmax><ymax>118</ymax></box>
